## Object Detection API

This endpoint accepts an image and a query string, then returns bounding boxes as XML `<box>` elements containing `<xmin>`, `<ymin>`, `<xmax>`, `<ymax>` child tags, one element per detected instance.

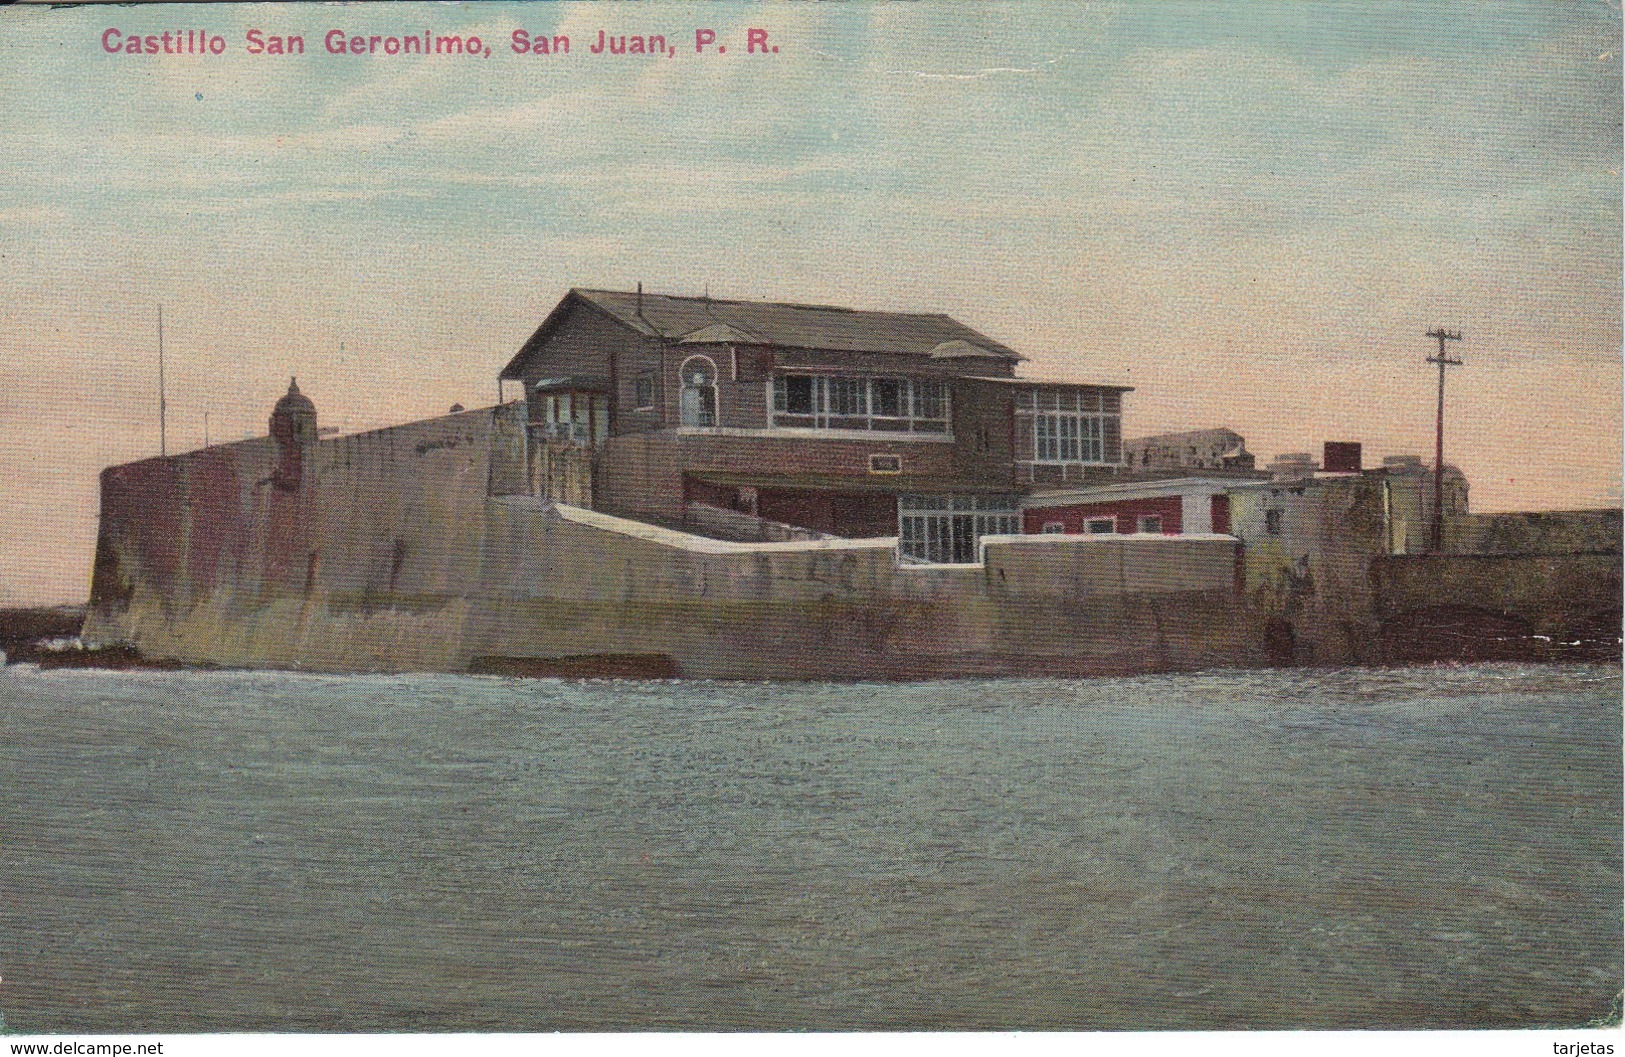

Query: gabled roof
<box><xmin>678</xmin><ymin>322</ymin><xmax>764</xmax><ymax>345</ymax></box>
<box><xmin>501</xmin><ymin>288</ymin><xmax>1023</xmax><ymax>378</ymax></box>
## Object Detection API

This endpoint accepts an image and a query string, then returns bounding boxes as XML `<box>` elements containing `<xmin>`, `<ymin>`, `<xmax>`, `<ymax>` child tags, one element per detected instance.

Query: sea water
<box><xmin>0</xmin><ymin>663</ymin><xmax>1618</xmax><ymax>1032</ymax></box>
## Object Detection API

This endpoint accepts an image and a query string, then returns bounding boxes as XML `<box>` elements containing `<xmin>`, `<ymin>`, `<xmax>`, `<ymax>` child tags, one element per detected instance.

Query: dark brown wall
<box><xmin>595</xmin><ymin>431</ymin><xmax>968</xmax><ymax>522</ymax></box>
<box><xmin>660</xmin><ymin>346</ymin><xmax>1016</xmax><ymax>433</ymax></box>
<box><xmin>772</xmin><ymin>347</ymin><xmax>1015</xmax><ymax>379</ymax></box>
<box><xmin>950</xmin><ymin>380</ymin><xmax>1017</xmax><ymax>485</ymax></box>
<box><xmin>1371</xmin><ymin>552</ymin><xmax>1622</xmax><ymax>662</ymax></box>
<box><xmin>617</xmin><ymin>336</ymin><xmax>670</xmax><ymax>434</ymax></box>
<box><xmin>519</xmin><ymin>299</ymin><xmax>669</xmax><ymax>433</ymax></box>
<box><xmin>685</xmin><ymin>475</ymin><xmax>896</xmax><ymax>538</ymax></box>
<box><xmin>755</xmin><ymin>489</ymin><xmax>898</xmax><ymax>538</ymax></box>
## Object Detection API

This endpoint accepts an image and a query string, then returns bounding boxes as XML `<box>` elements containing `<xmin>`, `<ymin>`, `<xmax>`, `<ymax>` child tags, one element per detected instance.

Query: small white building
<box><xmin>1021</xmin><ymin>476</ymin><xmax>1250</xmax><ymax>536</ymax></box>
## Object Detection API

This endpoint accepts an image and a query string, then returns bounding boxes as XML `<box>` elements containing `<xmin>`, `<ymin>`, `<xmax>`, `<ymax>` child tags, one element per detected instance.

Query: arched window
<box><xmin>679</xmin><ymin>356</ymin><xmax>718</xmax><ymax>428</ymax></box>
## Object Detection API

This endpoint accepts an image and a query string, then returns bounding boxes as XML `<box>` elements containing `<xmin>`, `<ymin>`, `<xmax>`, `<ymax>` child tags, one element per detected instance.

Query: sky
<box><xmin>0</xmin><ymin>0</ymin><xmax>1619</xmax><ymax>604</ymax></box>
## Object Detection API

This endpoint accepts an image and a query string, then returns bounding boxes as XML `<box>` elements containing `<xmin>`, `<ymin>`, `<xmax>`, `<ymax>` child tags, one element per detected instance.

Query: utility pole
<box><xmin>1425</xmin><ymin>327</ymin><xmax>1463</xmax><ymax>553</ymax></box>
<box><xmin>158</xmin><ymin>305</ymin><xmax>167</xmax><ymax>457</ymax></box>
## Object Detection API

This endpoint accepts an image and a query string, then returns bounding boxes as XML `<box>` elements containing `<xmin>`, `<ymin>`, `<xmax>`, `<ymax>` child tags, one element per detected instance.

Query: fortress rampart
<box><xmin>82</xmin><ymin>404</ymin><xmax>1261</xmax><ymax>679</ymax></box>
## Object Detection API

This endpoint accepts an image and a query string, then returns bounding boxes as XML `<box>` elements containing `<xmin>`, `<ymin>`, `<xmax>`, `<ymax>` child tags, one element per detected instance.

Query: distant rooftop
<box><xmin>1126</xmin><ymin>427</ymin><xmax>1245</xmax><ymax>447</ymax></box>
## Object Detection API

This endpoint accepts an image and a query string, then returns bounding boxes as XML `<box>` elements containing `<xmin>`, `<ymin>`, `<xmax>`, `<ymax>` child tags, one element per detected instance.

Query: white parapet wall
<box><xmin>467</xmin><ymin>496</ymin><xmax>1250</xmax><ymax>678</ymax></box>
<box><xmin>548</xmin><ymin>501</ymin><xmax>899</xmax><ymax>555</ymax></box>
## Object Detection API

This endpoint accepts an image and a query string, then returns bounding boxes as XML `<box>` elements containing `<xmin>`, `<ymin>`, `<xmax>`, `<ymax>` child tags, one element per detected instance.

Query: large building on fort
<box><xmin>499</xmin><ymin>288</ymin><xmax>1131</xmax><ymax>562</ymax></box>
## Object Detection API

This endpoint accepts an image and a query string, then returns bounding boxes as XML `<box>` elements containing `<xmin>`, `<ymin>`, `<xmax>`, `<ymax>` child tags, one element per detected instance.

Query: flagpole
<box><xmin>158</xmin><ymin>304</ymin><xmax>167</xmax><ymax>457</ymax></box>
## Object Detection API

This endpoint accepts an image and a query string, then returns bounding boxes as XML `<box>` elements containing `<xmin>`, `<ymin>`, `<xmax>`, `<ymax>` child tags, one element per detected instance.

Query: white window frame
<box><xmin>531</xmin><ymin>388</ymin><xmax>607</xmax><ymax>445</ymax></box>
<box><xmin>1086</xmin><ymin>517</ymin><xmax>1116</xmax><ymax>534</ymax></box>
<box><xmin>1018</xmin><ymin>388</ymin><xmax>1121</xmax><ymax>466</ymax></box>
<box><xmin>1137</xmin><ymin>514</ymin><xmax>1163</xmax><ymax>534</ymax></box>
<box><xmin>679</xmin><ymin>355</ymin><xmax>719</xmax><ymax>428</ymax></box>
<box><xmin>1041</xmin><ymin>521</ymin><xmax>1066</xmax><ymax>534</ymax></box>
<box><xmin>897</xmin><ymin>493</ymin><xmax>1020</xmax><ymax>564</ymax></box>
<box><xmin>769</xmin><ymin>375</ymin><xmax>950</xmax><ymax>434</ymax></box>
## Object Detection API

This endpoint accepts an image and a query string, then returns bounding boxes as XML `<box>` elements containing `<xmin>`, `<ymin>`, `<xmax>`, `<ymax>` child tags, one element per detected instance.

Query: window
<box><xmin>1137</xmin><ymin>515</ymin><xmax>1163</xmax><ymax>534</ymax></box>
<box><xmin>868</xmin><ymin>454</ymin><xmax>902</xmax><ymax>474</ymax></box>
<box><xmin>1035</xmin><ymin>412</ymin><xmax>1095</xmax><ymax>462</ymax></box>
<box><xmin>532</xmin><ymin>389</ymin><xmax>606</xmax><ymax>444</ymax></box>
<box><xmin>680</xmin><ymin>356</ymin><xmax>718</xmax><ymax>428</ymax></box>
<box><xmin>898</xmin><ymin>494</ymin><xmax>1019</xmax><ymax>564</ymax></box>
<box><xmin>871</xmin><ymin>378</ymin><xmax>903</xmax><ymax>418</ymax></box>
<box><xmin>1020</xmin><ymin>388</ymin><xmax>1121</xmax><ymax>465</ymax></box>
<box><xmin>780</xmin><ymin>375</ymin><xmax>815</xmax><ymax>415</ymax></box>
<box><xmin>1041</xmin><ymin>522</ymin><xmax>1066</xmax><ymax>534</ymax></box>
<box><xmin>828</xmin><ymin>377</ymin><xmax>866</xmax><ymax>416</ymax></box>
<box><xmin>771</xmin><ymin>375</ymin><xmax>949</xmax><ymax>433</ymax></box>
<box><xmin>1265</xmin><ymin>509</ymin><xmax>1283</xmax><ymax>535</ymax></box>
<box><xmin>634</xmin><ymin>372</ymin><xmax>656</xmax><ymax>410</ymax></box>
<box><xmin>1086</xmin><ymin>518</ymin><xmax>1116</xmax><ymax>534</ymax></box>
<box><xmin>914</xmin><ymin>382</ymin><xmax>945</xmax><ymax>420</ymax></box>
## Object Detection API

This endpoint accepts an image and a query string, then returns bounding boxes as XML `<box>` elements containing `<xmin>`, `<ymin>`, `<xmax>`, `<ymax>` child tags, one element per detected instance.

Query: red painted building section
<box><xmin>1022</xmin><ymin>496</ymin><xmax>1183</xmax><ymax>535</ymax></box>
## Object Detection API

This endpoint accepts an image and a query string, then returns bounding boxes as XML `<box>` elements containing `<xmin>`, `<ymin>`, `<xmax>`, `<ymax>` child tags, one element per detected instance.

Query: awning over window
<box><xmin>531</xmin><ymin>375</ymin><xmax>610</xmax><ymax>394</ymax></box>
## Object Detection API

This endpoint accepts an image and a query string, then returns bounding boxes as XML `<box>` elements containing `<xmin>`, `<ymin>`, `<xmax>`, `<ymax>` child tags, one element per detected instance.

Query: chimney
<box><xmin>1323</xmin><ymin>441</ymin><xmax>1362</xmax><ymax>474</ymax></box>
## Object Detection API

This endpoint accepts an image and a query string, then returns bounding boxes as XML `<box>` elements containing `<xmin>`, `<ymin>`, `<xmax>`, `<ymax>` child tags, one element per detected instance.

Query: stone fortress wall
<box><xmin>83</xmin><ymin>404</ymin><xmax>1259</xmax><ymax>679</ymax></box>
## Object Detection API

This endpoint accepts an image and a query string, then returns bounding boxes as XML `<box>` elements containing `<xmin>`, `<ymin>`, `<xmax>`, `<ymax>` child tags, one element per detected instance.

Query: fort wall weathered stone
<box><xmin>1371</xmin><ymin>552</ymin><xmax>1622</xmax><ymax>662</ymax></box>
<box><xmin>1229</xmin><ymin>472</ymin><xmax>1388</xmax><ymax>665</ymax></box>
<box><xmin>463</xmin><ymin>508</ymin><xmax>1250</xmax><ymax>679</ymax></box>
<box><xmin>1224</xmin><ymin>472</ymin><xmax>1621</xmax><ymax>666</ymax></box>
<box><xmin>1454</xmin><ymin>509</ymin><xmax>1623</xmax><ymax>556</ymax></box>
<box><xmin>83</xmin><ymin>405</ymin><xmax>1260</xmax><ymax>679</ymax></box>
<box><xmin>86</xmin><ymin>408</ymin><xmax>510</xmax><ymax>672</ymax></box>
